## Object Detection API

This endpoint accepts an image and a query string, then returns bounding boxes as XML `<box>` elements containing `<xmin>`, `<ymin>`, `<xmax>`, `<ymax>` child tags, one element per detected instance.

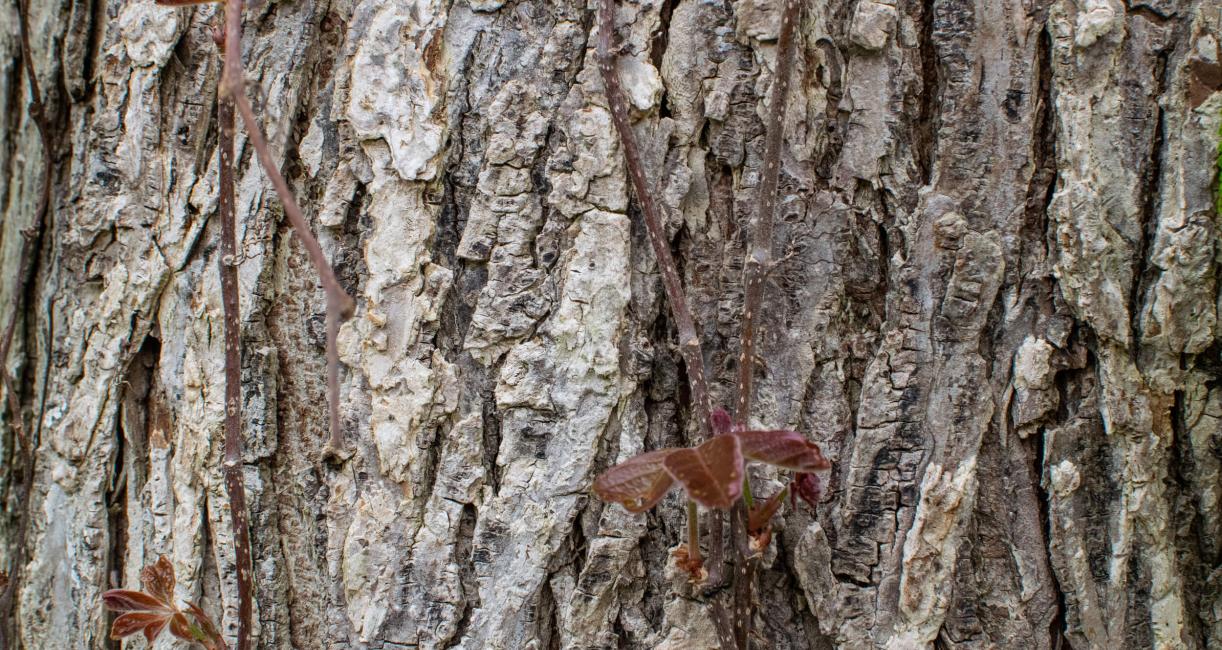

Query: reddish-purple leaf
<box><xmin>102</xmin><ymin>556</ymin><xmax>186</xmax><ymax>645</ymax></box>
<box><xmin>593</xmin><ymin>448</ymin><xmax>679</xmax><ymax>513</ymax></box>
<box><xmin>169</xmin><ymin>611</ymin><xmax>195</xmax><ymax>642</ymax></box>
<box><xmin>791</xmin><ymin>472</ymin><xmax>824</xmax><ymax>509</ymax></box>
<box><xmin>711</xmin><ymin>408</ymin><xmax>734</xmax><ymax>435</ymax></box>
<box><xmin>102</xmin><ymin>589</ymin><xmax>171</xmax><ymax>613</ymax></box>
<box><xmin>733</xmin><ymin>430</ymin><xmax>830</xmax><ymax>472</ymax></box>
<box><xmin>110</xmin><ymin>611</ymin><xmax>172</xmax><ymax>643</ymax></box>
<box><xmin>140</xmin><ymin>556</ymin><xmax>176</xmax><ymax>604</ymax></box>
<box><xmin>663</xmin><ymin>435</ymin><xmax>744</xmax><ymax>510</ymax></box>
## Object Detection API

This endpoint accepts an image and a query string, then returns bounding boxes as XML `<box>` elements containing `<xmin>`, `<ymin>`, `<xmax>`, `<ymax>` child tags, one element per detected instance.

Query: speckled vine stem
<box><xmin>596</xmin><ymin>1</ymin><xmax>729</xmax><ymax>644</ymax></box>
<box><xmin>216</xmin><ymin>2</ymin><xmax>254</xmax><ymax>644</ymax></box>
<box><xmin>735</xmin><ymin>0</ymin><xmax>801</xmax><ymax>431</ymax></box>
<box><xmin>217</xmin><ymin>0</ymin><xmax>354</xmax><ymax>643</ymax></box>
<box><xmin>170</xmin><ymin>0</ymin><xmax>358</xmax><ymax>644</ymax></box>
<box><xmin>596</xmin><ymin>1</ymin><xmax>714</xmax><ymax>437</ymax></box>
<box><xmin>729</xmin><ymin>2</ymin><xmax>802</xmax><ymax>645</ymax></box>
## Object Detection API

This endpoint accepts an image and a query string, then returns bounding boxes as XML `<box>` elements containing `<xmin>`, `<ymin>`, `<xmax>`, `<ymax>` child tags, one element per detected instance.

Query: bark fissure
<box><xmin>1130</xmin><ymin>50</ymin><xmax>1171</xmax><ymax>357</ymax></box>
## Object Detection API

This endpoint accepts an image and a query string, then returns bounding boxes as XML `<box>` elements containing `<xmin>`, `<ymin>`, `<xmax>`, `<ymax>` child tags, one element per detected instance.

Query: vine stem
<box><xmin>734</xmin><ymin>0</ymin><xmax>801</xmax><ymax>430</ymax></box>
<box><xmin>220</xmin><ymin>4</ymin><xmax>355</xmax><ymax>460</ymax></box>
<box><xmin>595</xmin><ymin>1</ymin><xmax>713</xmax><ymax>436</ymax></box>
<box><xmin>0</xmin><ymin>0</ymin><xmax>56</xmax><ymax>645</ymax></box>
<box><xmin>217</xmin><ymin>0</ymin><xmax>361</xmax><ymax>637</ymax></box>
<box><xmin>686</xmin><ymin>500</ymin><xmax>702</xmax><ymax>565</ymax></box>
<box><xmin>595</xmin><ymin>2</ymin><xmax>731</xmax><ymax>647</ymax></box>
<box><xmin>230</xmin><ymin>91</ymin><xmax>356</xmax><ymax>453</ymax></box>
<box><xmin>216</xmin><ymin>0</ymin><xmax>356</xmax><ymax>644</ymax></box>
<box><xmin>216</xmin><ymin>21</ymin><xmax>253</xmax><ymax>650</ymax></box>
<box><xmin>728</xmin><ymin>1</ymin><xmax>802</xmax><ymax>647</ymax></box>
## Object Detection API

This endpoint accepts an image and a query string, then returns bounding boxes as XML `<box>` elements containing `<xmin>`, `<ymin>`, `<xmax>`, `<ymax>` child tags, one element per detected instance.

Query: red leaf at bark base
<box><xmin>662</xmin><ymin>434</ymin><xmax>744</xmax><ymax>510</ymax></box>
<box><xmin>733</xmin><ymin>429</ymin><xmax>831</xmax><ymax>473</ymax></box>
<box><xmin>102</xmin><ymin>556</ymin><xmax>184</xmax><ymax>645</ymax></box>
<box><xmin>593</xmin><ymin>448</ymin><xmax>679</xmax><ymax>513</ymax></box>
<box><xmin>791</xmin><ymin>472</ymin><xmax>824</xmax><ymax>509</ymax></box>
<box><xmin>140</xmin><ymin>555</ymin><xmax>176</xmax><ymax>603</ymax></box>
<box><xmin>117</xmin><ymin>611</ymin><xmax>174</xmax><ymax>644</ymax></box>
<box><xmin>102</xmin><ymin>589</ymin><xmax>171</xmax><ymax>613</ymax></box>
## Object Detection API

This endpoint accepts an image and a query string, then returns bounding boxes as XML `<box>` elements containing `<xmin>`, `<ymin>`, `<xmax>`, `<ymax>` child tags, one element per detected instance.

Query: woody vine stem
<box><xmin>0</xmin><ymin>0</ymin><xmax>56</xmax><ymax>645</ymax></box>
<box><xmin>730</xmin><ymin>0</ymin><xmax>802</xmax><ymax>645</ymax></box>
<box><xmin>598</xmin><ymin>0</ymin><xmax>802</xmax><ymax>647</ymax></box>
<box><xmin>216</xmin><ymin>0</ymin><xmax>355</xmax><ymax>645</ymax></box>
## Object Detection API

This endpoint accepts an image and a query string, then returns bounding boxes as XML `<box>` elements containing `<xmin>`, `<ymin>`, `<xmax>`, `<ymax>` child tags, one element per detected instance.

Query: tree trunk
<box><xmin>2</xmin><ymin>0</ymin><xmax>1219</xmax><ymax>648</ymax></box>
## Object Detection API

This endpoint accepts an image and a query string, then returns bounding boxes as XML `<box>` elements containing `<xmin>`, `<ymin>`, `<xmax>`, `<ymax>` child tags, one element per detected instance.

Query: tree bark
<box><xmin>1</xmin><ymin>0</ymin><xmax>1219</xmax><ymax>648</ymax></box>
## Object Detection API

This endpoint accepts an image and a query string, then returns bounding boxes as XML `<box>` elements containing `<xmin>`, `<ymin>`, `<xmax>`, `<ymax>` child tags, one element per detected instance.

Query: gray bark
<box><xmin>1</xmin><ymin>0</ymin><xmax>1219</xmax><ymax>648</ymax></box>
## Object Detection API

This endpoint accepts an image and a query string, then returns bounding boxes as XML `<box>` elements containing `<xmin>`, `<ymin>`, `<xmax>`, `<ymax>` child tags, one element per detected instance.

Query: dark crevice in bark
<box><xmin>1037</xmin><ymin>417</ymin><xmax>1070</xmax><ymax>648</ymax></box>
<box><xmin>480</xmin><ymin>387</ymin><xmax>503</xmax><ymax>494</ymax></box>
<box><xmin>1126</xmin><ymin>4</ymin><xmax>1176</xmax><ymax>23</ymax></box>
<box><xmin>104</xmin><ymin>418</ymin><xmax>128</xmax><ymax>650</ymax></box>
<box><xmin>0</xmin><ymin>67</ymin><xmax>19</xmax><ymax>218</ymax></box>
<box><xmin>1129</xmin><ymin>48</ymin><xmax>1170</xmax><ymax>357</ymax></box>
<box><xmin>1026</xmin><ymin>26</ymin><xmax>1058</xmax><ymax>268</ymax></box>
<box><xmin>0</xmin><ymin>27</ymin><xmax>25</xmax><ymax>504</ymax></box>
<box><xmin>78</xmin><ymin>0</ymin><xmax>104</xmax><ymax>104</ymax></box>
<box><xmin>450</xmin><ymin>501</ymin><xmax>479</xmax><ymax>635</ymax></box>
<box><xmin>915</xmin><ymin>0</ymin><xmax>941</xmax><ymax>186</ymax></box>
<box><xmin>648</xmin><ymin>0</ymin><xmax>676</xmax><ymax>121</ymax></box>
<box><xmin>529</xmin><ymin>124</ymin><xmax>557</xmax><ymax>271</ymax></box>
<box><xmin>432</xmin><ymin>170</ymin><xmax>477</xmax><ymax>350</ymax></box>
<box><xmin>875</xmin><ymin>187</ymin><xmax>897</xmax><ymax>317</ymax></box>
<box><xmin>1123</xmin><ymin>543</ymin><xmax>1153</xmax><ymax>649</ymax></box>
<box><xmin>558</xmin><ymin>500</ymin><xmax>591</xmax><ymax>583</ymax></box>
<box><xmin>432</xmin><ymin>20</ymin><xmax>509</xmax><ymax>497</ymax></box>
<box><xmin>812</xmin><ymin>38</ymin><xmax>845</xmax><ymax>183</ymax></box>
<box><xmin>612</xmin><ymin>617</ymin><xmax>631</xmax><ymax>649</ymax></box>
<box><xmin>541</xmin><ymin>578</ymin><xmax>560</xmax><ymax>650</ymax></box>
<box><xmin>1166</xmin><ymin>389</ymin><xmax>1210</xmax><ymax>647</ymax></box>
<box><xmin>199</xmin><ymin>491</ymin><xmax>220</xmax><ymax>634</ymax></box>
<box><xmin>1042</xmin><ymin>325</ymin><xmax>1093</xmax><ymax>647</ymax></box>
<box><xmin>332</xmin><ymin>181</ymin><xmax>370</xmax><ymax>297</ymax></box>
<box><xmin>106</xmin><ymin>335</ymin><xmax>158</xmax><ymax>648</ymax></box>
<box><xmin>648</xmin><ymin>0</ymin><xmax>677</xmax><ymax>72</ymax></box>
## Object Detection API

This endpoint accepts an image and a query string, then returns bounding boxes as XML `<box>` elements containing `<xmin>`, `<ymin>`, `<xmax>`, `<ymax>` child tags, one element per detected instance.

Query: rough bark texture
<box><xmin>1</xmin><ymin>0</ymin><xmax>1220</xmax><ymax>648</ymax></box>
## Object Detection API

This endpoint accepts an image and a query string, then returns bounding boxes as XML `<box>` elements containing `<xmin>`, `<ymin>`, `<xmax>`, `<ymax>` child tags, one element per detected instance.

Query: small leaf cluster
<box><xmin>594</xmin><ymin>408</ymin><xmax>829</xmax><ymax>520</ymax></box>
<box><xmin>102</xmin><ymin>557</ymin><xmax>226</xmax><ymax>650</ymax></box>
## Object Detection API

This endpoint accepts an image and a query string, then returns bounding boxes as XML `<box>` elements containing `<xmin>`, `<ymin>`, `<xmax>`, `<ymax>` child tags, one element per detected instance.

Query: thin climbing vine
<box><xmin>594</xmin><ymin>1</ymin><xmax>825</xmax><ymax>649</ymax></box>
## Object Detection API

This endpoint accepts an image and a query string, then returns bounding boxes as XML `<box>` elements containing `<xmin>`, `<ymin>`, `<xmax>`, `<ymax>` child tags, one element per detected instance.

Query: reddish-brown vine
<box><xmin>595</xmin><ymin>1</ymin><xmax>812</xmax><ymax>648</ymax></box>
